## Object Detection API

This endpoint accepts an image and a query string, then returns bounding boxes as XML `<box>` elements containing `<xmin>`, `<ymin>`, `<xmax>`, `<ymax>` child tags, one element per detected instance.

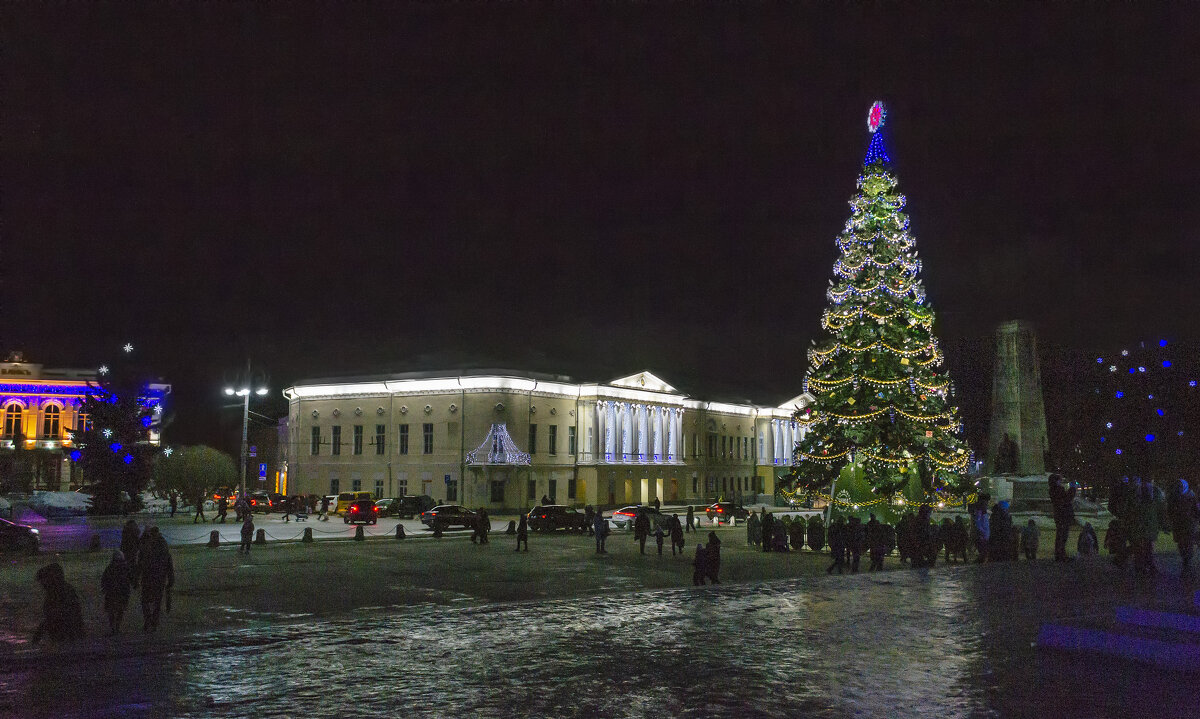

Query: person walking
<box><xmin>827</xmin><ymin>517</ymin><xmax>847</xmax><ymax>574</ymax></box>
<box><xmin>704</xmin><ymin>532</ymin><xmax>722</xmax><ymax>584</ymax></box>
<box><xmin>1020</xmin><ymin>519</ymin><xmax>1040</xmax><ymax>561</ymax></box>
<box><xmin>515</xmin><ymin>513</ymin><xmax>529</xmax><ymax>552</ymax></box>
<box><xmin>32</xmin><ymin>563</ymin><xmax>84</xmax><ymax>645</ymax></box>
<box><xmin>120</xmin><ymin>520</ymin><xmax>142</xmax><ymax>589</ymax></box>
<box><xmin>761</xmin><ymin>511</ymin><xmax>775</xmax><ymax>553</ymax></box>
<box><xmin>168</xmin><ymin>492</ymin><xmax>177</xmax><ymax>519</ymax></box>
<box><xmin>192</xmin><ymin>491</ymin><xmax>207</xmax><ymax>523</ymax></box>
<box><xmin>100</xmin><ymin>550</ymin><xmax>132</xmax><ymax>635</ymax></box>
<box><xmin>633</xmin><ymin>508</ymin><xmax>651</xmax><ymax>555</ymax></box>
<box><xmin>594</xmin><ymin>511</ymin><xmax>609</xmax><ymax>554</ymax></box>
<box><xmin>319</xmin><ymin>494</ymin><xmax>331</xmax><ymax>521</ymax></box>
<box><xmin>216</xmin><ymin>494</ymin><xmax>228</xmax><ymax>523</ymax></box>
<box><xmin>1167</xmin><ymin>479</ymin><xmax>1199</xmax><ymax>576</ymax></box>
<box><xmin>1130</xmin><ymin>477</ymin><xmax>1166</xmax><ymax>576</ymax></box>
<box><xmin>866</xmin><ymin>514</ymin><xmax>886</xmax><ymax>571</ymax></box>
<box><xmin>685</xmin><ymin>505</ymin><xmax>695</xmax><ymax>533</ymax></box>
<box><xmin>746</xmin><ymin>510</ymin><xmax>761</xmax><ymax>548</ymax></box>
<box><xmin>654</xmin><ymin>523</ymin><xmax>666</xmax><ymax>555</ymax></box>
<box><xmin>282</xmin><ymin>496</ymin><xmax>293</xmax><ymax>523</ymax></box>
<box><xmin>139</xmin><ymin>527</ymin><xmax>174</xmax><ymax>633</ymax></box>
<box><xmin>239</xmin><ymin>514</ymin><xmax>254</xmax><ymax>555</ymax></box>
<box><xmin>848</xmin><ymin>516</ymin><xmax>866</xmax><ymax>572</ymax></box>
<box><xmin>584</xmin><ymin>505</ymin><xmax>596</xmax><ymax>536</ymax></box>
<box><xmin>988</xmin><ymin>501</ymin><xmax>1014</xmax><ymax>562</ymax></box>
<box><xmin>670</xmin><ymin>514</ymin><xmax>685</xmax><ymax>556</ymax></box>
<box><xmin>970</xmin><ymin>494</ymin><xmax>991</xmax><ymax>563</ymax></box>
<box><xmin>692</xmin><ymin>542</ymin><xmax>708</xmax><ymax>585</ymax></box>
<box><xmin>1048</xmin><ymin>474</ymin><xmax>1077</xmax><ymax>562</ymax></box>
<box><xmin>477</xmin><ymin>508</ymin><xmax>490</xmax><ymax>545</ymax></box>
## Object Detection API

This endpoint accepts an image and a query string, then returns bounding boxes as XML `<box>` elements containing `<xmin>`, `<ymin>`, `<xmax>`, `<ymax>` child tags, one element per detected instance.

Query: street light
<box><xmin>223</xmin><ymin>373</ymin><xmax>270</xmax><ymax>500</ymax></box>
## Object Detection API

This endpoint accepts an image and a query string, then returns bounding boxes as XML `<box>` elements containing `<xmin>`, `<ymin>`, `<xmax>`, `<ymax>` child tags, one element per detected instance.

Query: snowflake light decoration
<box><xmin>102</xmin><ymin>428</ymin><xmax>113</xmax><ymax>438</ymax></box>
<box><xmin>163</xmin><ymin>447</ymin><xmax>174</xmax><ymax>457</ymax></box>
<box><xmin>98</xmin><ymin>365</ymin><xmax>110</xmax><ymax>375</ymax></box>
<box><xmin>123</xmin><ymin>343</ymin><xmax>134</xmax><ymax>353</ymax></box>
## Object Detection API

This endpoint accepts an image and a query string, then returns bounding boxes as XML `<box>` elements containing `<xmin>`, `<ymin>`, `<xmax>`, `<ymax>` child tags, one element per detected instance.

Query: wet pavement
<box><xmin>3</xmin><ymin>557</ymin><xmax>1198</xmax><ymax>719</ymax></box>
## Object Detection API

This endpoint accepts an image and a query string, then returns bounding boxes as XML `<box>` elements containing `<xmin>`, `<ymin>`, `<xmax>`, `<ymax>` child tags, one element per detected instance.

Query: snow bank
<box><xmin>30</xmin><ymin>490</ymin><xmax>91</xmax><ymax>517</ymax></box>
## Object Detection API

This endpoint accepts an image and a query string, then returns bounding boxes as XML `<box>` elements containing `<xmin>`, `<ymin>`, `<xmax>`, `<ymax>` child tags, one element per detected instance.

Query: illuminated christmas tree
<box><xmin>785</xmin><ymin>102</ymin><xmax>973</xmax><ymax>512</ymax></box>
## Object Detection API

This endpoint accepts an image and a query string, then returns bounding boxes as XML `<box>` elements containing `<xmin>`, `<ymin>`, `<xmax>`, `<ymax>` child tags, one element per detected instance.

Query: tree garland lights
<box><xmin>782</xmin><ymin>103</ymin><xmax>974</xmax><ymax>505</ymax></box>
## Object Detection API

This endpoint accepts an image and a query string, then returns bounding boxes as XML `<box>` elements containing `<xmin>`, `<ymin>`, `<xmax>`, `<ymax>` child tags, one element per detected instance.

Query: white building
<box><xmin>281</xmin><ymin>369</ymin><xmax>812</xmax><ymax>510</ymax></box>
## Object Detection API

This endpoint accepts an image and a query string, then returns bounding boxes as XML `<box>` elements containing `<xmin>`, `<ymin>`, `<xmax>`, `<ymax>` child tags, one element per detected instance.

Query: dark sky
<box><xmin>4</xmin><ymin>4</ymin><xmax>1199</xmax><ymax>454</ymax></box>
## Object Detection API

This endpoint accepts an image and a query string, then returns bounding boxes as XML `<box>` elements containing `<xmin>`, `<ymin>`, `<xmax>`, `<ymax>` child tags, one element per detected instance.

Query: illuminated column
<box><xmin>596</xmin><ymin>401</ymin><xmax>607</xmax><ymax>461</ymax></box>
<box><xmin>637</xmin><ymin>405</ymin><xmax>648</xmax><ymax>460</ymax></box>
<box><xmin>652</xmin><ymin>407</ymin><xmax>664</xmax><ymax>461</ymax></box>
<box><xmin>606</xmin><ymin>402</ymin><xmax>618</xmax><ymax>458</ymax></box>
<box><xmin>620</xmin><ymin>403</ymin><xmax>632</xmax><ymax>459</ymax></box>
<box><xmin>674</xmin><ymin>410</ymin><xmax>683</xmax><ymax>461</ymax></box>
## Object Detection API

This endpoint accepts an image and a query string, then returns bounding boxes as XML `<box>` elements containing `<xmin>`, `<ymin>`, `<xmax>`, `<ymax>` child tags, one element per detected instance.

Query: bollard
<box><xmin>354</xmin><ymin>525</ymin><xmax>365</xmax><ymax>541</ymax></box>
<box><xmin>433</xmin><ymin>525</ymin><xmax>443</xmax><ymax>539</ymax></box>
<box><xmin>208</xmin><ymin>530</ymin><xmax>220</xmax><ymax>548</ymax></box>
<box><xmin>88</xmin><ymin>534</ymin><xmax>102</xmax><ymax>552</ymax></box>
<box><xmin>302</xmin><ymin>527</ymin><xmax>313</xmax><ymax>543</ymax></box>
<box><xmin>395</xmin><ymin>524</ymin><xmax>406</xmax><ymax>540</ymax></box>
<box><xmin>255</xmin><ymin>528</ymin><xmax>266</xmax><ymax>544</ymax></box>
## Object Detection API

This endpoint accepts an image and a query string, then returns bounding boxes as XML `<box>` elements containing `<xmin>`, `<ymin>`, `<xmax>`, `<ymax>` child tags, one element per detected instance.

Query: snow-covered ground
<box><xmin>29</xmin><ymin>490</ymin><xmax>92</xmax><ymax>518</ymax></box>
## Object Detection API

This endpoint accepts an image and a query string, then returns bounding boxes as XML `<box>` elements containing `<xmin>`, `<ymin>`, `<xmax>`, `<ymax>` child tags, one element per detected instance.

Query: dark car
<box><xmin>526</xmin><ymin>505</ymin><xmax>588</xmax><ymax>532</ymax></box>
<box><xmin>419</xmin><ymin>505</ymin><xmax>477</xmax><ymax>531</ymax></box>
<box><xmin>373</xmin><ymin>498</ymin><xmax>397</xmax><ymax>517</ymax></box>
<box><xmin>706</xmin><ymin>502</ymin><xmax>750</xmax><ymax>524</ymax></box>
<box><xmin>608</xmin><ymin>505</ymin><xmax>670</xmax><ymax>532</ymax></box>
<box><xmin>393</xmin><ymin>495</ymin><xmax>436</xmax><ymax>519</ymax></box>
<box><xmin>344</xmin><ymin>499</ymin><xmax>379</xmax><ymax>525</ymax></box>
<box><xmin>246</xmin><ymin>491</ymin><xmax>274</xmax><ymax>514</ymax></box>
<box><xmin>0</xmin><ymin>517</ymin><xmax>39</xmax><ymax>553</ymax></box>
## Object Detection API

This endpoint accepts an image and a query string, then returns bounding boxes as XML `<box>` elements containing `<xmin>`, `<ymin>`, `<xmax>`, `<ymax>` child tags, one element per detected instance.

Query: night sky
<box><xmin>4</xmin><ymin>4</ymin><xmax>1199</xmax><ymax>456</ymax></box>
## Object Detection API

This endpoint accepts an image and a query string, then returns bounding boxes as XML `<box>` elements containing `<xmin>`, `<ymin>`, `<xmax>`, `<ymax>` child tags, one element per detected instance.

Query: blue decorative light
<box><xmin>1100</xmin><ymin>437</ymin><xmax>1106</xmax><ymax>443</ymax></box>
<box><xmin>1145</xmin><ymin>434</ymin><xmax>1155</xmax><ymax>442</ymax></box>
<box><xmin>1097</xmin><ymin>357</ymin><xmax>1104</xmax><ymax>363</ymax></box>
<box><xmin>1116</xmin><ymin>449</ymin><xmax>1123</xmax><ymax>455</ymax></box>
<box><xmin>141</xmin><ymin>416</ymin><xmax>152</xmax><ymax>428</ymax></box>
<box><xmin>1129</xmin><ymin>368</ymin><xmax>1136</xmax><ymax>374</ymax></box>
<box><xmin>1106</xmin><ymin>422</ymin><xmax>1113</xmax><ymax>428</ymax></box>
<box><xmin>70</xmin><ymin>450</ymin><xmax>82</xmax><ymax>462</ymax></box>
<box><xmin>1138</xmin><ymin>366</ymin><xmax>1146</xmax><ymax>373</ymax></box>
<box><xmin>1160</xmin><ymin>340</ymin><xmax>1168</xmax><ymax>347</ymax></box>
<box><xmin>1156</xmin><ymin>409</ymin><xmax>1165</xmax><ymax>416</ymax></box>
<box><xmin>1191</xmin><ymin>381</ymin><xmax>1197</xmax><ymax>387</ymax></box>
<box><xmin>110</xmin><ymin>442</ymin><xmax>122</xmax><ymax>453</ymax></box>
<box><xmin>123</xmin><ymin>453</ymin><xmax>134</xmax><ymax>464</ymax></box>
<box><xmin>863</xmin><ymin>131</ymin><xmax>891</xmax><ymax>165</ymax></box>
<box><xmin>1116</xmin><ymin>391</ymin><xmax>1124</xmax><ymax>398</ymax></box>
<box><xmin>1163</xmin><ymin>360</ymin><xmax>1172</xmax><ymax>368</ymax></box>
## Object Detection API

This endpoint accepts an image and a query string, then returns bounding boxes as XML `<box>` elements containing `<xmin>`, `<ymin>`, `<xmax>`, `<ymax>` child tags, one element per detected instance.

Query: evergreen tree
<box><xmin>70</xmin><ymin>347</ymin><xmax>170</xmax><ymax>514</ymax></box>
<box><xmin>785</xmin><ymin>103</ymin><xmax>972</xmax><ymax>510</ymax></box>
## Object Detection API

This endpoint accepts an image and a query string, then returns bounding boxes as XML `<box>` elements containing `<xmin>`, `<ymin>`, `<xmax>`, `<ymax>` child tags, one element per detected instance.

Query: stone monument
<box><xmin>985</xmin><ymin>320</ymin><xmax>1050</xmax><ymax>508</ymax></box>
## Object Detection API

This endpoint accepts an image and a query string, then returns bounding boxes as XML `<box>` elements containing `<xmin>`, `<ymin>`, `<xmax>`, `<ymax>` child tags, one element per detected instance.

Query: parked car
<box><xmin>344</xmin><ymin>499</ymin><xmax>379</xmax><ymax>525</ymax></box>
<box><xmin>608</xmin><ymin>505</ymin><xmax>669</xmax><ymax>531</ymax></box>
<box><xmin>0</xmin><ymin>517</ymin><xmax>39</xmax><ymax>553</ymax></box>
<box><xmin>526</xmin><ymin>505</ymin><xmax>588</xmax><ymax>532</ymax></box>
<box><xmin>322</xmin><ymin>495</ymin><xmax>339</xmax><ymax>513</ymax></box>
<box><xmin>374</xmin><ymin>498</ymin><xmax>397</xmax><ymax>517</ymax></box>
<box><xmin>247</xmin><ymin>491</ymin><xmax>274</xmax><ymax>513</ymax></box>
<box><xmin>335</xmin><ymin>491</ymin><xmax>375</xmax><ymax>515</ymax></box>
<box><xmin>706</xmin><ymin>502</ymin><xmax>750</xmax><ymax>524</ymax></box>
<box><xmin>212</xmin><ymin>487</ymin><xmax>236</xmax><ymax>505</ymax></box>
<box><xmin>419</xmin><ymin>505</ymin><xmax>477</xmax><ymax>531</ymax></box>
<box><xmin>393</xmin><ymin>495</ymin><xmax>436</xmax><ymax>519</ymax></box>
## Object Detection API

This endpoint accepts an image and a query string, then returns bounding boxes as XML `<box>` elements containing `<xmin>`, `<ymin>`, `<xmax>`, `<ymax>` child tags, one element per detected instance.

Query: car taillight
<box><xmin>373</xmin><ymin>506</ymin><xmax>379</xmax><ymax>512</ymax></box>
<box><xmin>717</xmin><ymin>508</ymin><xmax>724</xmax><ymax>513</ymax></box>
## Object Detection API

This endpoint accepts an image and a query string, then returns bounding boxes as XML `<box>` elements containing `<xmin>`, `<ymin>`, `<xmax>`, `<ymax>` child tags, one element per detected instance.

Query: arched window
<box><xmin>4</xmin><ymin>404</ymin><xmax>22</xmax><ymax>438</ymax></box>
<box><xmin>42</xmin><ymin>405</ymin><xmax>61</xmax><ymax>438</ymax></box>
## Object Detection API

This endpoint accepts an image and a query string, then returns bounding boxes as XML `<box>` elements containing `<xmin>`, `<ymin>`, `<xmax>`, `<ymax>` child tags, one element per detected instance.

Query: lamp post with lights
<box><xmin>224</xmin><ymin>381</ymin><xmax>269</xmax><ymax>500</ymax></box>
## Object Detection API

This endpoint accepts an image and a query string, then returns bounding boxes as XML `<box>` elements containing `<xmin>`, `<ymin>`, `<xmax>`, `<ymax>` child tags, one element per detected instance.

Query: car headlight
<box><xmin>30</xmin><ymin>528</ymin><xmax>39</xmax><ymax>534</ymax></box>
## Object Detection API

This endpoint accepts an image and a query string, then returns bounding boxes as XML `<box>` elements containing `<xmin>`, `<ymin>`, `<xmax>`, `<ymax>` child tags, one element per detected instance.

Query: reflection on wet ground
<box><xmin>2</xmin><ymin>563</ymin><xmax>1197</xmax><ymax>719</ymax></box>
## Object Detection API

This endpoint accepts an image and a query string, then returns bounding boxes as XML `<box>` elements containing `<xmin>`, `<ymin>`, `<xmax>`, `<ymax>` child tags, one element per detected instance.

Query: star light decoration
<box><xmin>98</xmin><ymin>365</ymin><xmax>110</xmax><ymax>376</ymax></box>
<box><xmin>102</xmin><ymin>428</ymin><xmax>113</xmax><ymax>438</ymax></box>
<box><xmin>163</xmin><ymin>447</ymin><xmax>174</xmax><ymax>457</ymax></box>
<box><xmin>123</xmin><ymin>343</ymin><xmax>134</xmax><ymax>353</ymax></box>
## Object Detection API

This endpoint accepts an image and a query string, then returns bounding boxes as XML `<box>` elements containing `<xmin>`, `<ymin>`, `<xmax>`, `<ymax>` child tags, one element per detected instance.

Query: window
<box><xmin>397</xmin><ymin>473</ymin><xmax>408</xmax><ymax>495</ymax></box>
<box><xmin>331</xmin><ymin>426</ymin><xmax>342</xmax><ymax>455</ymax></box>
<box><xmin>422</xmin><ymin>423</ymin><xmax>433</xmax><ymax>454</ymax></box>
<box><xmin>399</xmin><ymin>424</ymin><xmax>409</xmax><ymax>455</ymax></box>
<box><xmin>375</xmin><ymin>425</ymin><xmax>386</xmax><ymax>455</ymax></box>
<box><xmin>759</xmin><ymin>434</ymin><xmax>765</xmax><ymax>459</ymax></box>
<box><xmin>587</xmin><ymin>427</ymin><xmax>593</xmax><ymax>454</ymax></box>
<box><xmin>375</xmin><ymin>479</ymin><xmax>384</xmax><ymax>498</ymax></box>
<box><xmin>447</xmin><ymin>479</ymin><xmax>457</xmax><ymax>502</ymax></box>
<box><xmin>567</xmin><ymin>478</ymin><xmax>577</xmax><ymax>499</ymax></box>
<box><xmin>490</xmin><ymin>481</ymin><xmax>505</xmax><ymax>503</ymax></box>
<box><xmin>548</xmin><ymin>425</ymin><xmax>558</xmax><ymax>455</ymax></box>
<box><xmin>692</xmin><ymin>477</ymin><xmax>698</xmax><ymax>494</ymax></box>
<box><xmin>352</xmin><ymin>478</ymin><xmax>361</xmax><ymax>492</ymax></box>
<box><xmin>3</xmin><ymin>404</ymin><xmax>21</xmax><ymax>438</ymax></box>
<box><xmin>568</xmin><ymin>426</ymin><xmax>577</xmax><ymax>455</ymax></box>
<box><xmin>330</xmin><ymin>478</ymin><xmax>340</xmax><ymax>494</ymax></box>
<box><xmin>528</xmin><ymin>424</ymin><xmax>537</xmax><ymax>455</ymax></box>
<box><xmin>311</xmin><ymin>427</ymin><xmax>321</xmax><ymax>455</ymax></box>
<box><xmin>75</xmin><ymin>411</ymin><xmax>89</xmax><ymax>435</ymax></box>
<box><xmin>745</xmin><ymin>437</ymin><xmax>750</xmax><ymax>460</ymax></box>
<box><xmin>692</xmin><ymin>433</ymin><xmax>698</xmax><ymax>457</ymax></box>
<box><xmin>707</xmin><ymin>435</ymin><xmax>716</xmax><ymax>458</ymax></box>
<box><xmin>353</xmin><ymin>425</ymin><xmax>363</xmax><ymax>455</ymax></box>
<box><xmin>42</xmin><ymin>405</ymin><xmax>61</xmax><ymax>438</ymax></box>
<box><xmin>527</xmin><ymin>479</ymin><xmax>537</xmax><ymax>501</ymax></box>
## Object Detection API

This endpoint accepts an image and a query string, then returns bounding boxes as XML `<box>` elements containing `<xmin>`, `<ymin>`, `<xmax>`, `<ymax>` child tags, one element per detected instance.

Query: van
<box><xmin>335</xmin><ymin>491</ymin><xmax>374</xmax><ymax>515</ymax></box>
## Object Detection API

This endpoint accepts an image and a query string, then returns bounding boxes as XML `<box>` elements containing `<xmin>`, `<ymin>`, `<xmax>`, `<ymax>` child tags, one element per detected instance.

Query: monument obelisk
<box><xmin>986</xmin><ymin>320</ymin><xmax>1050</xmax><ymax>507</ymax></box>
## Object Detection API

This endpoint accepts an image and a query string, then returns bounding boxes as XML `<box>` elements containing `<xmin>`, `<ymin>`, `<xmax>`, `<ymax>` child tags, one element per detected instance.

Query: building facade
<box><xmin>281</xmin><ymin>369</ymin><xmax>812</xmax><ymax>510</ymax></box>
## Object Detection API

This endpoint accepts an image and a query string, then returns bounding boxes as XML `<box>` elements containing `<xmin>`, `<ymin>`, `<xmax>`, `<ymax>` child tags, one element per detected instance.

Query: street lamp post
<box><xmin>224</xmin><ymin>381</ymin><xmax>269</xmax><ymax>501</ymax></box>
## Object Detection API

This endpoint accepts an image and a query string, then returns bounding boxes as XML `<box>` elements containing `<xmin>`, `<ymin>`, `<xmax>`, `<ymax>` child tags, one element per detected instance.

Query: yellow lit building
<box><xmin>281</xmin><ymin>369</ymin><xmax>812</xmax><ymax>510</ymax></box>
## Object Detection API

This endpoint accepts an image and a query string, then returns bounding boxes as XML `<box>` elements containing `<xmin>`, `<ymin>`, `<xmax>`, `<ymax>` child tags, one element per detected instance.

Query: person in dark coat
<box><xmin>760</xmin><ymin>511</ymin><xmax>775</xmax><ymax>553</ymax></box>
<box><xmin>515</xmin><ymin>513</ymin><xmax>529</xmax><ymax>552</ymax></box>
<box><xmin>168</xmin><ymin>493</ymin><xmax>177</xmax><ymax>518</ymax></box>
<box><xmin>1105</xmin><ymin>516</ymin><xmax>1130</xmax><ymax>568</ymax></box>
<box><xmin>705</xmin><ymin>532</ymin><xmax>721</xmax><ymax>584</ymax></box>
<box><xmin>239</xmin><ymin>514</ymin><xmax>254</xmax><ymax>555</ymax></box>
<box><xmin>653</xmin><ymin>497</ymin><xmax>661</xmax><ymax>511</ymax></box>
<box><xmin>866</xmin><ymin>514</ymin><xmax>886</xmax><ymax>571</ymax></box>
<box><xmin>693</xmin><ymin>543</ymin><xmax>708</xmax><ymax>585</ymax></box>
<box><xmin>192</xmin><ymin>491</ymin><xmax>207</xmax><ymax>523</ymax></box>
<box><xmin>669</xmin><ymin>514</ymin><xmax>685</xmax><ymax>556</ymax></box>
<box><xmin>1048</xmin><ymin>474</ymin><xmax>1076</xmax><ymax>562</ymax></box>
<box><xmin>1130</xmin><ymin>477</ymin><xmax>1166</xmax><ymax>576</ymax></box>
<box><xmin>594</xmin><ymin>511</ymin><xmax>608</xmax><ymax>553</ymax></box>
<box><xmin>970</xmin><ymin>494</ymin><xmax>991</xmax><ymax>563</ymax></box>
<box><xmin>1167</xmin><ymin>479</ymin><xmax>1199</xmax><ymax>576</ymax></box>
<box><xmin>216</xmin><ymin>494</ymin><xmax>228</xmax><ymax>523</ymax></box>
<box><xmin>1077</xmin><ymin>522</ymin><xmax>1099</xmax><ymax>557</ymax></box>
<box><xmin>120</xmin><ymin>520</ymin><xmax>141</xmax><ymax>589</ymax></box>
<box><xmin>746</xmin><ymin>510</ymin><xmax>761</xmax><ymax>548</ymax></box>
<box><xmin>100</xmin><ymin>550</ymin><xmax>132</xmax><ymax>635</ymax></box>
<box><xmin>477</xmin><ymin>508</ymin><xmax>490</xmax><ymax>544</ymax></box>
<box><xmin>826</xmin><ymin>517</ymin><xmax>847</xmax><ymax>574</ymax></box>
<box><xmin>654</xmin><ymin>523</ymin><xmax>666</xmax><ymax>555</ymax></box>
<box><xmin>32</xmin><ymin>563</ymin><xmax>83</xmax><ymax>644</ymax></box>
<box><xmin>847</xmin><ymin>516</ymin><xmax>866</xmax><ymax>572</ymax></box>
<box><xmin>633</xmin><ymin>509</ymin><xmax>651</xmax><ymax>555</ymax></box>
<box><xmin>320</xmin><ymin>494</ymin><xmax>331</xmax><ymax>521</ymax></box>
<box><xmin>1020</xmin><ymin>519</ymin><xmax>1039</xmax><ymax>561</ymax></box>
<box><xmin>988</xmin><ymin>501</ymin><xmax>1014</xmax><ymax>562</ymax></box>
<box><xmin>685</xmin><ymin>505</ymin><xmax>695</xmax><ymax>533</ymax></box>
<box><xmin>584</xmin><ymin>505</ymin><xmax>596</xmax><ymax>536</ymax></box>
<box><xmin>139</xmin><ymin>527</ymin><xmax>174</xmax><ymax>633</ymax></box>
<box><xmin>541</xmin><ymin>494</ymin><xmax>551</xmax><ymax>506</ymax></box>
